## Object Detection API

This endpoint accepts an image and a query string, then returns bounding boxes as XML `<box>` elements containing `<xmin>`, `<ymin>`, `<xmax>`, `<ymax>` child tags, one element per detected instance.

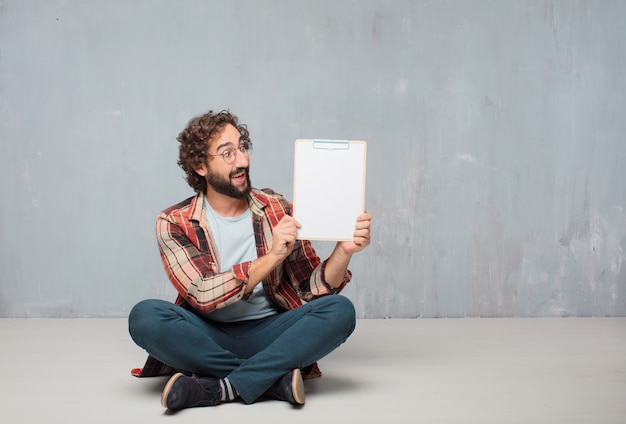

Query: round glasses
<box><xmin>208</xmin><ymin>140</ymin><xmax>253</xmax><ymax>164</ymax></box>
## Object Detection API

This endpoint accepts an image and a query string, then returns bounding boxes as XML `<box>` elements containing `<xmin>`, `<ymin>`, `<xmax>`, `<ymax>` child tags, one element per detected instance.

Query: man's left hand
<box><xmin>338</xmin><ymin>212</ymin><xmax>372</xmax><ymax>255</ymax></box>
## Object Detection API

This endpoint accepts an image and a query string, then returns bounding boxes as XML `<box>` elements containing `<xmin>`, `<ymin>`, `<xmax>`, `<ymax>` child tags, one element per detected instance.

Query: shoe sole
<box><xmin>291</xmin><ymin>368</ymin><xmax>305</xmax><ymax>405</ymax></box>
<box><xmin>161</xmin><ymin>373</ymin><xmax>185</xmax><ymax>408</ymax></box>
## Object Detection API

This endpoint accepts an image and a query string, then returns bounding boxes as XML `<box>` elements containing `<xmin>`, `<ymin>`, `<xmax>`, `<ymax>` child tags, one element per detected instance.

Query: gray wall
<box><xmin>1</xmin><ymin>0</ymin><xmax>625</xmax><ymax>318</ymax></box>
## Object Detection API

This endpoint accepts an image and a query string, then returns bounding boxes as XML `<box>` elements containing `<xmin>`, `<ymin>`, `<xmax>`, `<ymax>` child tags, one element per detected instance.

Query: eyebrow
<box><xmin>214</xmin><ymin>138</ymin><xmax>242</xmax><ymax>152</ymax></box>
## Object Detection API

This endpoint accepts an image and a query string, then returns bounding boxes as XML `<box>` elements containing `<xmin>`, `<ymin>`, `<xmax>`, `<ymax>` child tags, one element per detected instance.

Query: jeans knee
<box><xmin>128</xmin><ymin>299</ymin><xmax>165</xmax><ymax>345</ymax></box>
<box><xmin>326</xmin><ymin>295</ymin><xmax>356</xmax><ymax>336</ymax></box>
<box><xmin>335</xmin><ymin>295</ymin><xmax>356</xmax><ymax>319</ymax></box>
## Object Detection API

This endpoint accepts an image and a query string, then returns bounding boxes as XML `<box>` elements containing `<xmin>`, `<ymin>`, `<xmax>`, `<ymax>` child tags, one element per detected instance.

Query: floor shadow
<box><xmin>141</xmin><ymin>376</ymin><xmax>170</xmax><ymax>394</ymax></box>
<box><xmin>305</xmin><ymin>374</ymin><xmax>367</xmax><ymax>396</ymax></box>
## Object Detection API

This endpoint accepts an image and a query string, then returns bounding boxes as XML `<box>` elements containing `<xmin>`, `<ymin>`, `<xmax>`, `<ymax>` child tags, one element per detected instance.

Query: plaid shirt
<box><xmin>131</xmin><ymin>188</ymin><xmax>351</xmax><ymax>379</ymax></box>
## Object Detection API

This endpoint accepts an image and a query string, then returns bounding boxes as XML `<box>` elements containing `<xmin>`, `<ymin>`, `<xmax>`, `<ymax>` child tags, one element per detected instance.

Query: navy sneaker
<box><xmin>161</xmin><ymin>373</ymin><xmax>222</xmax><ymax>409</ymax></box>
<box><xmin>265</xmin><ymin>369</ymin><xmax>305</xmax><ymax>405</ymax></box>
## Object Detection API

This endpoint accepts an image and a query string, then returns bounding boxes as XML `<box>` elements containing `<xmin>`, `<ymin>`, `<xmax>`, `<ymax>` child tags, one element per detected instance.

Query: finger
<box><xmin>356</xmin><ymin>212</ymin><xmax>372</xmax><ymax>221</ymax></box>
<box><xmin>354</xmin><ymin>221</ymin><xmax>370</xmax><ymax>232</ymax></box>
<box><xmin>355</xmin><ymin>214</ymin><xmax>371</xmax><ymax>228</ymax></box>
<box><xmin>281</xmin><ymin>216</ymin><xmax>302</xmax><ymax>230</ymax></box>
<box><xmin>354</xmin><ymin>230</ymin><xmax>370</xmax><ymax>243</ymax></box>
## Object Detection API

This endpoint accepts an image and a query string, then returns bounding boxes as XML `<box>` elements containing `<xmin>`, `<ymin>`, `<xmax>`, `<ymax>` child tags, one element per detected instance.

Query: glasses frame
<box><xmin>207</xmin><ymin>140</ymin><xmax>253</xmax><ymax>164</ymax></box>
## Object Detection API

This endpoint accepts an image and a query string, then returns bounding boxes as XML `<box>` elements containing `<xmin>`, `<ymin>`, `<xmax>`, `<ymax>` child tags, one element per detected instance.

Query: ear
<box><xmin>193</xmin><ymin>162</ymin><xmax>208</xmax><ymax>177</ymax></box>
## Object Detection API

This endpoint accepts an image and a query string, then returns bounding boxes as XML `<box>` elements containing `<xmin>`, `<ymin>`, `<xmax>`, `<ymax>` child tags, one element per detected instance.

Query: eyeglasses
<box><xmin>208</xmin><ymin>140</ymin><xmax>253</xmax><ymax>164</ymax></box>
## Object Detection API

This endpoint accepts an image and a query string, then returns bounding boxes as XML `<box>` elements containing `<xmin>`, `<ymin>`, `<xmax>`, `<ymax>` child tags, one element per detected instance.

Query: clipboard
<box><xmin>293</xmin><ymin>139</ymin><xmax>367</xmax><ymax>241</ymax></box>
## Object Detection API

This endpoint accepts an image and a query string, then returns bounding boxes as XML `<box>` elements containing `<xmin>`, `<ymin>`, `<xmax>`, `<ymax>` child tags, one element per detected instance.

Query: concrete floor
<box><xmin>1</xmin><ymin>317</ymin><xmax>625</xmax><ymax>423</ymax></box>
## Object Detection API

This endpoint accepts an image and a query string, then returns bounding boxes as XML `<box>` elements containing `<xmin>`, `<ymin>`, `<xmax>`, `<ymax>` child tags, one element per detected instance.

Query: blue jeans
<box><xmin>128</xmin><ymin>295</ymin><xmax>356</xmax><ymax>403</ymax></box>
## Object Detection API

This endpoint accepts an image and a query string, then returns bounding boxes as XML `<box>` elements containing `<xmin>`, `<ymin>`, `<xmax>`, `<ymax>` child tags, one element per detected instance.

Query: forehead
<box><xmin>210</xmin><ymin>124</ymin><xmax>241</xmax><ymax>149</ymax></box>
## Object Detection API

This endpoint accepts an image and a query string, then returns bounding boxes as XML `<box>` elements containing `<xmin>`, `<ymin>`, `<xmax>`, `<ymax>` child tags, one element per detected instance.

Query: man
<box><xmin>128</xmin><ymin>110</ymin><xmax>371</xmax><ymax>410</ymax></box>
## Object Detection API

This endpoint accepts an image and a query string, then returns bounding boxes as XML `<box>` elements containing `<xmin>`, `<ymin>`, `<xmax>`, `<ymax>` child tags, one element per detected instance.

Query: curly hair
<box><xmin>177</xmin><ymin>110</ymin><xmax>250</xmax><ymax>193</ymax></box>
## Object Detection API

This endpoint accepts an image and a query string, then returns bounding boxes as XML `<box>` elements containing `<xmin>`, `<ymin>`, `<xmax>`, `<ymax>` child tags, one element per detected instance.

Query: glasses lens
<box><xmin>223</xmin><ymin>149</ymin><xmax>236</xmax><ymax>164</ymax></box>
<box><xmin>243</xmin><ymin>141</ymin><xmax>253</xmax><ymax>156</ymax></box>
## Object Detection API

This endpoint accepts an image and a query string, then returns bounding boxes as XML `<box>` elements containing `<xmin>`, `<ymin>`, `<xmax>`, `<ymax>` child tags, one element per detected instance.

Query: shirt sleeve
<box><xmin>286</xmin><ymin>236</ymin><xmax>352</xmax><ymax>301</ymax></box>
<box><xmin>156</xmin><ymin>213</ymin><xmax>246</xmax><ymax>314</ymax></box>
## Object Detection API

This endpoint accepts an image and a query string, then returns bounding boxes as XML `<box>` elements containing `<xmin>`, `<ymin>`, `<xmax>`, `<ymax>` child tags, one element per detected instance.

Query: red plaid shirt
<box><xmin>132</xmin><ymin>188</ymin><xmax>351</xmax><ymax>379</ymax></box>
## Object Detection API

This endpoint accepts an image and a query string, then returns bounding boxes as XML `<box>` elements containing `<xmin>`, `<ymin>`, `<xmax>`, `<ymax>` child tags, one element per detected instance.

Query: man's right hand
<box><xmin>269</xmin><ymin>215</ymin><xmax>301</xmax><ymax>262</ymax></box>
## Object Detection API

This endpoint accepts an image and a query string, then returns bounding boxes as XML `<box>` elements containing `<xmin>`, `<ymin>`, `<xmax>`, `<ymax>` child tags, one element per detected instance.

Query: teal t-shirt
<box><xmin>203</xmin><ymin>200</ymin><xmax>278</xmax><ymax>322</ymax></box>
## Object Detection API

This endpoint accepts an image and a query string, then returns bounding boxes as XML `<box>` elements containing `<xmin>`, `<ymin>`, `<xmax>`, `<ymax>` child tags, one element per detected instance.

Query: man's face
<box><xmin>199</xmin><ymin>124</ymin><xmax>251</xmax><ymax>199</ymax></box>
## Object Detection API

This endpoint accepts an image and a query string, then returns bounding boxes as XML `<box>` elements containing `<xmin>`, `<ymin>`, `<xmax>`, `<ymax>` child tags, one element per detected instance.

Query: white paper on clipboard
<box><xmin>293</xmin><ymin>139</ymin><xmax>367</xmax><ymax>241</ymax></box>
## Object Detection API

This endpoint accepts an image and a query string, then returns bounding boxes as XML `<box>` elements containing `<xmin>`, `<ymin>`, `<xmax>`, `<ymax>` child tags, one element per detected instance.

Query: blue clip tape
<box><xmin>312</xmin><ymin>139</ymin><xmax>350</xmax><ymax>150</ymax></box>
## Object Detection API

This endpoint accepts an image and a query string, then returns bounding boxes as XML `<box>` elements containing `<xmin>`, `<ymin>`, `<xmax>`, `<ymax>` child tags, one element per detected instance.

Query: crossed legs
<box><xmin>128</xmin><ymin>295</ymin><xmax>356</xmax><ymax>404</ymax></box>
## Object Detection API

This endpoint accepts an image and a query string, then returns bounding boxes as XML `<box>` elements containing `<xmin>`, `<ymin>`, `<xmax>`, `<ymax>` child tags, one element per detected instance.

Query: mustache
<box><xmin>230</xmin><ymin>167</ymin><xmax>249</xmax><ymax>178</ymax></box>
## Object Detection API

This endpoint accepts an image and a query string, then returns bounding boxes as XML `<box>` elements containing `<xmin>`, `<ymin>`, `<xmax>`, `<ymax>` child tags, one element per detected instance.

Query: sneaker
<box><xmin>265</xmin><ymin>369</ymin><xmax>305</xmax><ymax>405</ymax></box>
<box><xmin>161</xmin><ymin>373</ymin><xmax>222</xmax><ymax>409</ymax></box>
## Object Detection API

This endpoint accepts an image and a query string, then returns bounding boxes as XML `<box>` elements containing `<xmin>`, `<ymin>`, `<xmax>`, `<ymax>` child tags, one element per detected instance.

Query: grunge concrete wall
<box><xmin>1</xmin><ymin>0</ymin><xmax>625</xmax><ymax>317</ymax></box>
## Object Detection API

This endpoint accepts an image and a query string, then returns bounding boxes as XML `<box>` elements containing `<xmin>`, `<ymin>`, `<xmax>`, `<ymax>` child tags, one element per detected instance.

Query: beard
<box><xmin>206</xmin><ymin>166</ymin><xmax>251</xmax><ymax>199</ymax></box>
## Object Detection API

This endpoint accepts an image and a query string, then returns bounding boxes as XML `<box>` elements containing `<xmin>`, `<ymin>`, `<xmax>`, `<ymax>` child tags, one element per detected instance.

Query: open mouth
<box><xmin>231</xmin><ymin>168</ymin><xmax>247</xmax><ymax>181</ymax></box>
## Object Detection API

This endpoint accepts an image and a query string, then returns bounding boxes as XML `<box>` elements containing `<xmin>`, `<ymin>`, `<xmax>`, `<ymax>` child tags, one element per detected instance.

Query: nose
<box><xmin>234</xmin><ymin>148</ymin><xmax>249</xmax><ymax>168</ymax></box>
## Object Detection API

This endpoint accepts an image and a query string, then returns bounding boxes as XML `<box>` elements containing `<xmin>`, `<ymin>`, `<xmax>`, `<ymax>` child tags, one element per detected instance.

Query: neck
<box><xmin>204</xmin><ymin>189</ymin><xmax>249</xmax><ymax>217</ymax></box>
